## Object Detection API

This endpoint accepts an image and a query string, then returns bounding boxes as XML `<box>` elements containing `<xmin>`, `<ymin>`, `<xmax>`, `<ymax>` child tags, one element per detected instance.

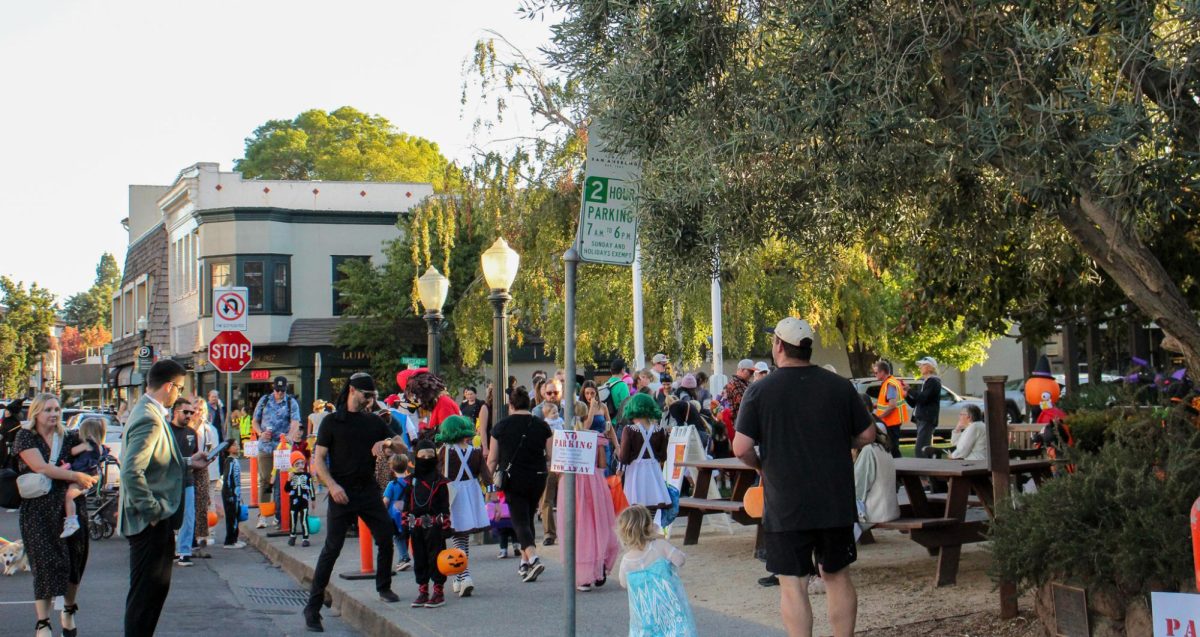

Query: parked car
<box><xmin>851</xmin><ymin>377</ymin><xmax>991</xmax><ymax>429</ymax></box>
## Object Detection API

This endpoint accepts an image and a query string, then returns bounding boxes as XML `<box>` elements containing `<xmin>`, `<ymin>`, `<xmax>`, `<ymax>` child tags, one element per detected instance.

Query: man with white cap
<box><xmin>904</xmin><ymin>357</ymin><xmax>943</xmax><ymax>459</ymax></box>
<box><xmin>733</xmin><ymin>317</ymin><xmax>875</xmax><ymax>637</ymax></box>
<box><xmin>753</xmin><ymin>361</ymin><xmax>771</xmax><ymax>383</ymax></box>
<box><xmin>649</xmin><ymin>353</ymin><xmax>670</xmax><ymax>394</ymax></box>
<box><xmin>719</xmin><ymin>359</ymin><xmax>757</xmax><ymax>443</ymax></box>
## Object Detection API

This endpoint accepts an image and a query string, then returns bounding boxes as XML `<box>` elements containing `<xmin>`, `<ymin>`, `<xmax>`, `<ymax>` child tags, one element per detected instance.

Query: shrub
<box><xmin>1064</xmin><ymin>408</ymin><xmax>1137</xmax><ymax>453</ymax></box>
<box><xmin>990</xmin><ymin>406</ymin><xmax>1200</xmax><ymax>599</ymax></box>
<box><xmin>1058</xmin><ymin>382</ymin><xmax>1132</xmax><ymax>412</ymax></box>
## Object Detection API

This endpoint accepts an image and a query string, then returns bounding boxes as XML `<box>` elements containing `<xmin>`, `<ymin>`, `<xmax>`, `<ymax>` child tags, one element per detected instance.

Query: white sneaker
<box><xmin>255</xmin><ymin>518</ymin><xmax>266</xmax><ymax>529</ymax></box>
<box><xmin>458</xmin><ymin>576</ymin><xmax>474</xmax><ymax>597</ymax></box>
<box><xmin>222</xmin><ymin>541</ymin><xmax>246</xmax><ymax>549</ymax></box>
<box><xmin>60</xmin><ymin>516</ymin><xmax>80</xmax><ymax>538</ymax></box>
<box><xmin>451</xmin><ymin>579</ymin><xmax>461</xmax><ymax>594</ymax></box>
<box><xmin>497</xmin><ymin>548</ymin><xmax>509</xmax><ymax>559</ymax></box>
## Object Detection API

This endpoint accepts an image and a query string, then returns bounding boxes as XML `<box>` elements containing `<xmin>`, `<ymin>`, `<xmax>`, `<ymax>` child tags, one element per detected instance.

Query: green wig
<box><xmin>623</xmin><ymin>393</ymin><xmax>662</xmax><ymax>421</ymax></box>
<box><xmin>435</xmin><ymin>415</ymin><xmax>477</xmax><ymax>443</ymax></box>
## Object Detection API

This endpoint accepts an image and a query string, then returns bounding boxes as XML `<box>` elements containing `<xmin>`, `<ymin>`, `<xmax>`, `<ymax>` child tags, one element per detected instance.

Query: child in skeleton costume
<box><xmin>436</xmin><ymin>416</ymin><xmax>491</xmax><ymax>597</ymax></box>
<box><xmin>285</xmin><ymin>452</ymin><xmax>316</xmax><ymax>546</ymax></box>
<box><xmin>617</xmin><ymin>394</ymin><xmax>672</xmax><ymax>512</ymax></box>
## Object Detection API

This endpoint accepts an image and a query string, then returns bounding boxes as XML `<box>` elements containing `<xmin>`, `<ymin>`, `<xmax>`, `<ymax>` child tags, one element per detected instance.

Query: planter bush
<box><xmin>990</xmin><ymin>406</ymin><xmax>1200</xmax><ymax>635</ymax></box>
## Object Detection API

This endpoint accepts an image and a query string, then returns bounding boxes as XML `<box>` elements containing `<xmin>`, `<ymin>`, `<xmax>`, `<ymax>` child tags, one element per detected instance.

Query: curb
<box><xmin>243</xmin><ymin>527</ymin><xmax>416</xmax><ymax>637</ymax></box>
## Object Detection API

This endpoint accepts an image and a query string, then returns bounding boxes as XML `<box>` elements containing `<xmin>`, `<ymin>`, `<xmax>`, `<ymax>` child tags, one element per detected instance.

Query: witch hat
<box><xmin>1032</xmin><ymin>355</ymin><xmax>1053</xmax><ymax>378</ymax></box>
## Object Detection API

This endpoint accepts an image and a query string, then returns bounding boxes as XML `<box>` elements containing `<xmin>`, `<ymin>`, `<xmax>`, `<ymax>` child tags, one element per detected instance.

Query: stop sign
<box><xmin>209</xmin><ymin>331</ymin><xmax>253</xmax><ymax>373</ymax></box>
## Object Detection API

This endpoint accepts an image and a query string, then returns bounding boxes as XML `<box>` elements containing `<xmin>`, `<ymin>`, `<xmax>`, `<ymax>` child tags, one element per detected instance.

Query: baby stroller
<box><xmin>86</xmin><ymin>454</ymin><xmax>120</xmax><ymax>541</ymax></box>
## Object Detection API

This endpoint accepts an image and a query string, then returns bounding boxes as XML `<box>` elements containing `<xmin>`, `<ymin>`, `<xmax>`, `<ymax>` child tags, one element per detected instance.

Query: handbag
<box><xmin>17</xmin><ymin>432</ymin><xmax>61</xmax><ymax>500</ymax></box>
<box><xmin>0</xmin><ymin>466</ymin><xmax>21</xmax><ymax>509</ymax></box>
<box><xmin>493</xmin><ymin>420</ymin><xmax>529</xmax><ymax>491</ymax></box>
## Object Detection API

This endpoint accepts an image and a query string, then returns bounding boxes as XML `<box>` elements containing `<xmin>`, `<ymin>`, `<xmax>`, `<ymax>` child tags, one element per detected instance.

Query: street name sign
<box><xmin>576</xmin><ymin>125</ymin><xmax>641</xmax><ymax>265</ymax></box>
<box><xmin>209</xmin><ymin>331</ymin><xmax>253</xmax><ymax>373</ymax></box>
<box><xmin>213</xmin><ymin>287</ymin><xmax>249</xmax><ymax>332</ymax></box>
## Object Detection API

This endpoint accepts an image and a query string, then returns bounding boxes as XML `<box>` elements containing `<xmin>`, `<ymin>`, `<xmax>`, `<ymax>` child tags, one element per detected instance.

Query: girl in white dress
<box><xmin>436</xmin><ymin>415</ymin><xmax>490</xmax><ymax>597</ymax></box>
<box><xmin>618</xmin><ymin>394</ymin><xmax>671</xmax><ymax>511</ymax></box>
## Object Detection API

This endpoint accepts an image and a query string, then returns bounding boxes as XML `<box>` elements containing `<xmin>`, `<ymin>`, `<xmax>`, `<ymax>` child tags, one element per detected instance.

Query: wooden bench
<box><xmin>677</xmin><ymin>497</ymin><xmax>744</xmax><ymax>513</ymax></box>
<box><xmin>872</xmin><ymin>517</ymin><xmax>958</xmax><ymax>531</ymax></box>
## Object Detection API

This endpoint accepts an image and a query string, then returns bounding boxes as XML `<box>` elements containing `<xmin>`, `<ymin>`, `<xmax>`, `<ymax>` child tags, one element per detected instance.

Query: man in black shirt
<box><xmin>734</xmin><ymin>318</ymin><xmax>875</xmax><ymax>637</ymax></box>
<box><xmin>304</xmin><ymin>373</ymin><xmax>407</xmax><ymax>632</ymax></box>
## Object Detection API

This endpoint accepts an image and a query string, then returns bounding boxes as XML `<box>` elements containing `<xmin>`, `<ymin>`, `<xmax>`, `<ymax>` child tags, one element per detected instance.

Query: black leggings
<box><xmin>411</xmin><ymin>525</ymin><xmax>447</xmax><ymax>586</ymax></box>
<box><xmin>887</xmin><ymin>426</ymin><xmax>902</xmax><ymax>458</ymax></box>
<box><xmin>222</xmin><ymin>497</ymin><xmax>239</xmax><ymax>545</ymax></box>
<box><xmin>290</xmin><ymin>503</ymin><xmax>310</xmax><ymax>539</ymax></box>
<box><xmin>505</xmin><ymin>478</ymin><xmax>546</xmax><ymax>551</ymax></box>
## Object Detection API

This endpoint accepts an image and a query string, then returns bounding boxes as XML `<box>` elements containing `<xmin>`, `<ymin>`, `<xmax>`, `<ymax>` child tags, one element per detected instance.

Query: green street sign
<box><xmin>401</xmin><ymin>357</ymin><xmax>427</xmax><ymax>367</ymax></box>
<box><xmin>576</xmin><ymin>125</ymin><xmax>640</xmax><ymax>266</ymax></box>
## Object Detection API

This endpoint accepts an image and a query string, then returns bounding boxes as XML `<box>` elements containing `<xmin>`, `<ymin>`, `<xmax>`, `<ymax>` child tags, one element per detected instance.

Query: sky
<box><xmin>0</xmin><ymin>0</ymin><xmax>557</xmax><ymax>302</ymax></box>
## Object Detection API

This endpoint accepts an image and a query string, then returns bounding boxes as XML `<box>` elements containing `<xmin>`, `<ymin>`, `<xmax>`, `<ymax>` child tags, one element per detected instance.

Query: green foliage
<box><xmin>235</xmin><ymin>107</ymin><xmax>461</xmax><ymax>192</ymax></box>
<box><xmin>0</xmin><ymin>277</ymin><xmax>58</xmax><ymax>396</ymax></box>
<box><xmin>1059</xmin><ymin>382</ymin><xmax>1132</xmax><ymax>413</ymax></box>
<box><xmin>990</xmin><ymin>408</ymin><xmax>1200</xmax><ymax>598</ymax></box>
<box><xmin>1063</xmin><ymin>408</ymin><xmax>1135</xmax><ymax>453</ymax></box>
<box><xmin>534</xmin><ymin>0</ymin><xmax>1200</xmax><ymax>366</ymax></box>
<box><xmin>63</xmin><ymin>253</ymin><xmax>121</xmax><ymax>330</ymax></box>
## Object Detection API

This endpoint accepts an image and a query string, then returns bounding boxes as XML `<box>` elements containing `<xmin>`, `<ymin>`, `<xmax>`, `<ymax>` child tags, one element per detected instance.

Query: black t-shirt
<box><xmin>491</xmin><ymin>414</ymin><xmax>553</xmax><ymax>485</ymax></box>
<box><xmin>459</xmin><ymin>400</ymin><xmax>481</xmax><ymax>423</ymax></box>
<box><xmin>316</xmin><ymin>409</ymin><xmax>393</xmax><ymax>490</ymax></box>
<box><xmin>171</xmin><ymin>424</ymin><xmax>197</xmax><ymax>487</ymax></box>
<box><xmin>735</xmin><ymin>365</ymin><xmax>871</xmax><ymax>532</ymax></box>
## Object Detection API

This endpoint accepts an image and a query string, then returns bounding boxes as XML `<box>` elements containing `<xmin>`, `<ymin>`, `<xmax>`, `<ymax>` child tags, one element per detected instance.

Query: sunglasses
<box><xmin>544</xmin><ymin>390</ymin><xmax>560</xmax><ymax>396</ymax></box>
<box><xmin>181</xmin><ymin>410</ymin><xmax>195</xmax><ymax>416</ymax></box>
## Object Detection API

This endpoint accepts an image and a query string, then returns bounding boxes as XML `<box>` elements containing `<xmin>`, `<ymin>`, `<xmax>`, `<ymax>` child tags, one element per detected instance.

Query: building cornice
<box><xmin>194</xmin><ymin>207</ymin><xmax>405</xmax><ymax>226</ymax></box>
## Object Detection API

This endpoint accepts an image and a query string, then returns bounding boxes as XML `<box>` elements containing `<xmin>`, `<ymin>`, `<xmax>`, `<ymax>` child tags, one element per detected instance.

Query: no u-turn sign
<box><xmin>213</xmin><ymin>287</ymin><xmax>249</xmax><ymax>331</ymax></box>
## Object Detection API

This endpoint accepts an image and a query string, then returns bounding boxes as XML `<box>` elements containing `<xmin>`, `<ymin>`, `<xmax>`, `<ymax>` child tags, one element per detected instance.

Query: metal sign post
<box><xmin>562</xmin><ymin>246</ymin><xmax>580</xmax><ymax>637</ymax></box>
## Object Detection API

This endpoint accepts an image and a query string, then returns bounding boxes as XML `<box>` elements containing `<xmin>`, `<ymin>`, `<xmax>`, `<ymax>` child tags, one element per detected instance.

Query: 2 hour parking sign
<box><xmin>213</xmin><ymin>287</ymin><xmax>249</xmax><ymax>331</ymax></box>
<box><xmin>576</xmin><ymin>124</ymin><xmax>641</xmax><ymax>266</ymax></box>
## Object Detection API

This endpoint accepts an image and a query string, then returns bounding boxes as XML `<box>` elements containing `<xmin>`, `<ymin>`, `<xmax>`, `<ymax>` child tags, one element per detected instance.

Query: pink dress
<box><xmin>557</xmin><ymin>436</ymin><xmax>621</xmax><ymax>586</ymax></box>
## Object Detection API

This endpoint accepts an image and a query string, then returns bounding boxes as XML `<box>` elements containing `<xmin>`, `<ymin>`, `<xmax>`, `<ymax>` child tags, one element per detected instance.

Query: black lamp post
<box><xmin>481</xmin><ymin>238</ymin><xmax>520</xmax><ymax>421</ymax></box>
<box><xmin>416</xmin><ymin>267</ymin><xmax>449</xmax><ymax>376</ymax></box>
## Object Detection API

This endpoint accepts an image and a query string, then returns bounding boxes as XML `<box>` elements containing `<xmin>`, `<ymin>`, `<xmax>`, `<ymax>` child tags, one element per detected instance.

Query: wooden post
<box><xmin>1062</xmin><ymin>323</ymin><xmax>1081</xmax><ymax>396</ymax></box>
<box><xmin>984</xmin><ymin>375</ymin><xmax>1018</xmax><ymax>619</ymax></box>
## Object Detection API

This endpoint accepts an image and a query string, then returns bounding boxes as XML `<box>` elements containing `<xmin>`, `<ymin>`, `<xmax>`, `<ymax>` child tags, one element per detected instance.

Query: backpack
<box><xmin>599</xmin><ymin>377</ymin><xmax>624</xmax><ymax>422</ymax></box>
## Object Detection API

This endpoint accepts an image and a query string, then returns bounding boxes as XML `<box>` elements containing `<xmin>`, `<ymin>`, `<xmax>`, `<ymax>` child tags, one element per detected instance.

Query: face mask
<box><xmin>415</xmin><ymin>456</ymin><xmax>438</xmax><ymax>475</ymax></box>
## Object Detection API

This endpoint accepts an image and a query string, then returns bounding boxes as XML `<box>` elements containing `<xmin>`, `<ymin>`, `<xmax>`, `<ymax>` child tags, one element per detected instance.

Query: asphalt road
<box><xmin>0</xmin><ymin>507</ymin><xmax>360</xmax><ymax>636</ymax></box>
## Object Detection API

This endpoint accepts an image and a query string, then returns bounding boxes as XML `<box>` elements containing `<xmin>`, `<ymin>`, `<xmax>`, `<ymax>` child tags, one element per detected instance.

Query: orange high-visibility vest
<box><xmin>875</xmin><ymin>376</ymin><xmax>910</xmax><ymax>427</ymax></box>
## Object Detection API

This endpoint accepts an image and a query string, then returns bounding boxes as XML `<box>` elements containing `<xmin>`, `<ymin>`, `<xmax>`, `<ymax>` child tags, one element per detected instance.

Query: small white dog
<box><xmin>0</xmin><ymin>537</ymin><xmax>30</xmax><ymax>575</ymax></box>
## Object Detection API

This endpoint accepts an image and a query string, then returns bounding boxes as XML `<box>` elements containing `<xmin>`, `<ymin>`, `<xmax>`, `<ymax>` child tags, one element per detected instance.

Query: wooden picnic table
<box><xmin>887</xmin><ymin>457</ymin><xmax>1052</xmax><ymax>587</ymax></box>
<box><xmin>675</xmin><ymin>457</ymin><xmax>760</xmax><ymax>545</ymax></box>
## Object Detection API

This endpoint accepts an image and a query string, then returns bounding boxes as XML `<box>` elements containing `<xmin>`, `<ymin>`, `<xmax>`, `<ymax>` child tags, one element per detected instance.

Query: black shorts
<box><xmin>764</xmin><ymin>526</ymin><xmax>857</xmax><ymax>577</ymax></box>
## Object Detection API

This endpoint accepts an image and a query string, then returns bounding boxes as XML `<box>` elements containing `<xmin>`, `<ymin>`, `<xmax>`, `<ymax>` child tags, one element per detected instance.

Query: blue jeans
<box><xmin>176</xmin><ymin>485</ymin><xmax>195</xmax><ymax>556</ymax></box>
<box><xmin>393</xmin><ymin>531</ymin><xmax>411</xmax><ymax>561</ymax></box>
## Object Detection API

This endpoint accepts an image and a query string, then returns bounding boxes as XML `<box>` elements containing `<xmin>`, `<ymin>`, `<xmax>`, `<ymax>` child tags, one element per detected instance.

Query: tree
<box><xmin>60</xmin><ymin>324</ymin><xmax>111</xmax><ymax>364</ymax></box>
<box><xmin>0</xmin><ymin>277</ymin><xmax>58</xmax><ymax>396</ymax></box>
<box><xmin>235</xmin><ymin>107</ymin><xmax>462</xmax><ymax>192</ymax></box>
<box><xmin>63</xmin><ymin>253</ymin><xmax>121</xmax><ymax>330</ymax></box>
<box><xmin>537</xmin><ymin>0</ymin><xmax>1200</xmax><ymax>373</ymax></box>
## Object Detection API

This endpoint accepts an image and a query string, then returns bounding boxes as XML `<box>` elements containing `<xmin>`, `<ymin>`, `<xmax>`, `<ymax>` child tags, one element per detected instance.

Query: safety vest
<box><xmin>875</xmin><ymin>376</ymin><xmax>910</xmax><ymax>427</ymax></box>
<box><xmin>238</xmin><ymin>414</ymin><xmax>252</xmax><ymax>439</ymax></box>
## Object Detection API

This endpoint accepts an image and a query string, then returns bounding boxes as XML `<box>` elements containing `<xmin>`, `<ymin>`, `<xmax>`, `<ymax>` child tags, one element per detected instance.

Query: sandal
<box><xmin>35</xmin><ymin>618</ymin><xmax>51</xmax><ymax>637</ymax></box>
<box><xmin>62</xmin><ymin>603</ymin><xmax>79</xmax><ymax>637</ymax></box>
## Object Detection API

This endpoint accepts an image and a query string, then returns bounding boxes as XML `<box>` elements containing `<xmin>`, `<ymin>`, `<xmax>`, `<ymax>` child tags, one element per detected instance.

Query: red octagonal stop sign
<box><xmin>209</xmin><ymin>330</ymin><xmax>253</xmax><ymax>373</ymax></box>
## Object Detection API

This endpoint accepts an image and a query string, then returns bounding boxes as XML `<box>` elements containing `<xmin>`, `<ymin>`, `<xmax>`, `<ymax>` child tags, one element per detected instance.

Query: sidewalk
<box><xmin>243</xmin><ymin>496</ymin><xmax>786</xmax><ymax>637</ymax></box>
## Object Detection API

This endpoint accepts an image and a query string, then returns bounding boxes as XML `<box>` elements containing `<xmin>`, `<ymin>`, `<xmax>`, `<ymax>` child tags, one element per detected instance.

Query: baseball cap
<box><xmin>916</xmin><ymin>357</ymin><xmax>938</xmax><ymax>368</ymax></box>
<box><xmin>273</xmin><ymin>376</ymin><xmax>288</xmax><ymax>392</ymax></box>
<box><xmin>754</xmin><ymin>362</ymin><xmax>770</xmax><ymax>373</ymax></box>
<box><xmin>737</xmin><ymin>359</ymin><xmax>755</xmax><ymax>371</ymax></box>
<box><xmin>652</xmin><ymin>353</ymin><xmax>669</xmax><ymax>364</ymax></box>
<box><xmin>767</xmin><ymin>317</ymin><xmax>814</xmax><ymax>347</ymax></box>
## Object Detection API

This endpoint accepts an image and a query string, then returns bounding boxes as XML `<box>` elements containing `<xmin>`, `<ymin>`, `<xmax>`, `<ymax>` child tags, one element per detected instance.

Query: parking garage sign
<box><xmin>213</xmin><ymin>287</ymin><xmax>249</xmax><ymax>331</ymax></box>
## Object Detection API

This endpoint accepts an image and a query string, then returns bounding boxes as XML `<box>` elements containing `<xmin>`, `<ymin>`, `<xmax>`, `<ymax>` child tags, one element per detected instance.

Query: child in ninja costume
<box><xmin>284</xmin><ymin>452</ymin><xmax>316</xmax><ymax>546</ymax></box>
<box><xmin>404</xmin><ymin>440</ymin><xmax>453</xmax><ymax>608</ymax></box>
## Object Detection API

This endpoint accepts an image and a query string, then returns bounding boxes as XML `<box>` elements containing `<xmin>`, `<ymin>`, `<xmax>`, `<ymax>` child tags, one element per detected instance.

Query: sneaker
<box><xmin>426</xmin><ymin>586</ymin><xmax>445</xmax><ymax>608</ymax></box>
<box><xmin>302</xmin><ymin>539</ymin><xmax>310</xmax><ymax>547</ymax></box>
<box><xmin>303</xmin><ymin>608</ymin><xmax>324</xmax><ymax>632</ymax></box>
<box><xmin>288</xmin><ymin>537</ymin><xmax>296</xmax><ymax>547</ymax></box>
<box><xmin>395</xmin><ymin>558</ymin><xmax>412</xmax><ymax>572</ymax></box>
<box><xmin>451</xmin><ymin>579</ymin><xmax>461</xmax><ymax>594</ymax></box>
<box><xmin>523</xmin><ymin>558</ymin><xmax>545</xmax><ymax>583</ymax></box>
<box><xmin>411</xmin><ymin>587</ymin><xmax>429</xmax><ymax>608</ymax></box>
<box><xmin>60</xmin><ymin>516</ymin><xmax>80</xmax><ymax>538</ymax></box>
<box><xmin>458</xmin><ymin>576</ymin><xmax>474</xmax><ymax>597</ymax></box>
<box><xmin>758</xmin><ymin>574</ymin><xmax>779</xmax><ymax>587</ymax></box>
<box><xmin>497</xmin><ymin>548</ymin><xmax>509</xmax><ymax>559</ymax></box>
<box><xmin>518</xmin><ymin>562</ymin><xmax>531</xmax><ymax>579</ymax></box>
<box><xmin>378</xmin><ymin>589</ymin><xmax>400</xmax><ymax>603</ymax></box>
<box><xmin>542</xmin><ymin>537</ymin><xmax>556</xmax><ymax>546</ymax></box>
<box><xmin>176</xmin><ymin>555</ymin><xmax>194</xmax><ymax>567</ymax></box>
<box><xmin>576</xmin><ymin>584</ymin><xmax>593</xmax><ymax>592</ymax></box>
<box><xmin>222</xmin><ymin>542</ymin><xmax>246</xmax><ymax>550</ymax></box>
<box><xmin>256</xmin><ymin>519</ymin><xmax>267</xmax><ymax>529</ymax></box>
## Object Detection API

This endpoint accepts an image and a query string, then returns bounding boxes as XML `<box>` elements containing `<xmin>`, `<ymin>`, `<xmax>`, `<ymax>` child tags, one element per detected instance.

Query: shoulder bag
<box><xmin>16</xmin><ymin>432</ymin><xmax>62</xmax><ymax>500</ymax></box>
<box><xmin>492</xmin><ymin>419</ymin><xmax>530</xmax><ymax>491</ymax></box>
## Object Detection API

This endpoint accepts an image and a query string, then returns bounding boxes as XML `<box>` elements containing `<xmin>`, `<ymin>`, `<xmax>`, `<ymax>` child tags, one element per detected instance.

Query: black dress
<box><xmin>14</xmin><ymin>428</ymin><xmax>89</xmax><ymax>600</ymax></box>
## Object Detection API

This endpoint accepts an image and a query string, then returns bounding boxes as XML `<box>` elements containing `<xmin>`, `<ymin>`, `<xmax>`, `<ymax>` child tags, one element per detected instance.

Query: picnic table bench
<box><xmin>674</xmin><ymin>457</ymin><xmax>760</xmax><ymax>545</ymax></box>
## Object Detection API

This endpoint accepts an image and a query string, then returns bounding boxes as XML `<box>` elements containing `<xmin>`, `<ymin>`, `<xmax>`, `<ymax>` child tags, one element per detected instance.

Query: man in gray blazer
<box><xmin>119</xmin><ymin>359</ymin><xmax>212</xmax><ymax>636</ymax></box>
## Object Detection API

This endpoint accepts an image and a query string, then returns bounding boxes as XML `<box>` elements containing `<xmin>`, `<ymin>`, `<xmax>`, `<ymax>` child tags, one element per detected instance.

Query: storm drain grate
<box><xmin>243</xmin><ymin>586</ymin><xmax>309</xmax><ymax>607</ymax></box>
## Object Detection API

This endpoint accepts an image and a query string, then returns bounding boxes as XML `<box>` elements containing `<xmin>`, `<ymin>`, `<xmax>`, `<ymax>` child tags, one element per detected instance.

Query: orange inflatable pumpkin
<box><xmin>437</xmin><ymin>548</ymin><xmax>468</xmax><ymax>576</ymax></box>
<box><xmin>743</xmin><ymin>486</ymin><xmax>764</xmax><ymax>519</ymax></box>
<box><xmin>259</xmin><ymin>502</ymin><xmax>276</xmax><ymax>517</ymax></box>
<box><xmin>207</xmin><ymin>511</ymin><xmax>218</xmax><ymax>527</ymax></box>
<box><xmin>1025</xmin><ymin>356</ymin><xmax>1060</xmax><ymax>408</ymax></box>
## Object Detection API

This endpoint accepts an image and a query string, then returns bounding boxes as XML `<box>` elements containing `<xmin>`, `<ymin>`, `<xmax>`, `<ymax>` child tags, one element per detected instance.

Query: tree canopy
<box><xmin>534</xmin><ymin>0</ymin><xmax>1200</xmax><ymax>372</ymax></box>
<box><xmin>235</xmin><ymin>106</ymin><xmax>462</xmax><ymax>192</ymax></box>
<box><xmin>0</xmin><ymin>277</ymin><xmax>58</xmax><ymax>397</ymax></box>
<box><xmin>63</xmin><ymin>253</ymin><xmax>120</xmax><ymax>330</ymax></box>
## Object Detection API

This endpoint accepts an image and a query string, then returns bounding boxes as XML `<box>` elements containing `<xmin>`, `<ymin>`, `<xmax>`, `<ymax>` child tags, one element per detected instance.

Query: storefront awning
<box><xmin>117</xmin><ymin>366</ymin><xmax>134</xmax><ymax>387</ymax></box>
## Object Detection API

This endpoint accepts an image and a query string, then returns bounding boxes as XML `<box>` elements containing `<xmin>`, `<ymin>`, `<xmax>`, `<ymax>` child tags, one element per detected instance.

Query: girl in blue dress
<box><xmin>617</xmin><ymin>505</ymin><xmax>698</xmax><ymax>637</ymax></box>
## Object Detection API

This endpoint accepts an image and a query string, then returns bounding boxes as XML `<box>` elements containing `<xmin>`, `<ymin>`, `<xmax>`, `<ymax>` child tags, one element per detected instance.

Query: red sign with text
<box><xmin>250</xmin><ymin>370</ymin><xmax>270</xmax><ymax>381</ymax></box>
<box><xmin>209</xmin><ymin>331</ymin><xmax>253</xmax><ymax>373</ymax></box>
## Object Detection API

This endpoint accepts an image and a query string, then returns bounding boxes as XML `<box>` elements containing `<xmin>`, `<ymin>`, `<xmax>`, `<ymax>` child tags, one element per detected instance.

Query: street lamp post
<box><xmin>417</xmin><ymin>267</ymin><xmax>450</xmax><ymax>376</ymax></box>
<box><xmin>481</xmin><ymin>238</ymin><xmax>519</xmax><ymax>423</ymax></box>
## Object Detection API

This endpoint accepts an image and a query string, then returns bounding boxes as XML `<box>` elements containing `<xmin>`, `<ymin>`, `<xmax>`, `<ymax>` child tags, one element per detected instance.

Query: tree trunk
<box><xmin>1057</xmin><ymin>193</ymin><xmax>1200</xmax><ymax>375</ymax></box>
